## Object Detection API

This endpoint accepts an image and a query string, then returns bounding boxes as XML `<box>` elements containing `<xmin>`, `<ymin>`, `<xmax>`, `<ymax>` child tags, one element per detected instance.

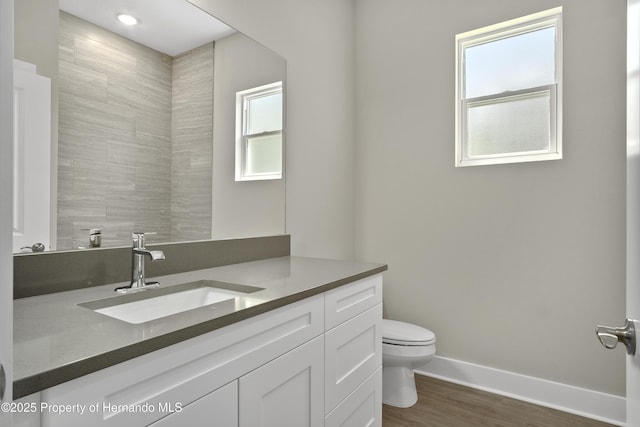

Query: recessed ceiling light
<box><xmin>117</xmin><ymin>14</ymin><xmax>138</xmax><ymax>26</ymax></box>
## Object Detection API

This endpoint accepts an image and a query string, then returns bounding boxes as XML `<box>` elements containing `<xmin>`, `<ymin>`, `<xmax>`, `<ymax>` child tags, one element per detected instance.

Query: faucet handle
<box><xmin>132</xmin><ymin>231</ymin><xmax>157</xmax><ymax>238</ymax></box>
<box><xmin>132</xmin><ymin>232</ymin><xmax>145</xmax><ymax>248</ymax></box>
<box><xmin>131</xmin><ymin>231</ymin><xmax>157</xmax><ymax>248</ymax></box>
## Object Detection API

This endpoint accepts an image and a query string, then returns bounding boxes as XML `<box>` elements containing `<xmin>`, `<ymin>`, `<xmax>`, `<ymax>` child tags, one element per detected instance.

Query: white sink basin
<box><xmin>81</xmin><ymin>281</ymin><xmax>263</xmax><ymax>324</ymax></box>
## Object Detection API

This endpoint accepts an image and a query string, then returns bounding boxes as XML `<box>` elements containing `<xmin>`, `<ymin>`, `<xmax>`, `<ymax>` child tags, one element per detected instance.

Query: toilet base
<box><xmin>382</xmin><ymin>366</ymin><xmax>418</xmax><ymax>408</ymax></box>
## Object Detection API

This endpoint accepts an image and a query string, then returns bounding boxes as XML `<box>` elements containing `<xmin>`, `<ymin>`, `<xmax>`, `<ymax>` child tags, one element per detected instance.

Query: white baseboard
<box><xmin>415</xmin><ymin>356</ymin><xmax>625</xmax><ymax>426</ymax></box>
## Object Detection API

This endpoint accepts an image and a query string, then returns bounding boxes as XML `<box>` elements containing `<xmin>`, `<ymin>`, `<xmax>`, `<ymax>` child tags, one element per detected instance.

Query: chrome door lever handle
<box><xmin>597</xmin><ymin>332</ymin><xmax>620</xmax><ymax>349</ymax></box>
<box><xmin>595</xmin><ymin>319</ymin><xmax>637</xmax><ymax>355</ymax></box>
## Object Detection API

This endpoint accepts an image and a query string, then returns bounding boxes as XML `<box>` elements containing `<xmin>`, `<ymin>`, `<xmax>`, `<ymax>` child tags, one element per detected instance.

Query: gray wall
<box><xmin>354</xmin><ymin>0</ymin><xmax>627</xmax><ymax>396</ymax></box>
<box><xmin>191</xmin><ymin>0</ymin><xmax>356</xmax><ymax>259</ymax></box>
<box><xmin>211</xmin><ymin>32</ymin><xmax>286</xmax><ymax>239</ymax></box>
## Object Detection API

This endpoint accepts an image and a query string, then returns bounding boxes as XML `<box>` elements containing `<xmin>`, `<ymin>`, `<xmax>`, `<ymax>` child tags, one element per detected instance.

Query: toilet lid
<box><xmin>382</xmin><ymin>319</ymin><xmax>435</xmax><ymax>346</ymax></box>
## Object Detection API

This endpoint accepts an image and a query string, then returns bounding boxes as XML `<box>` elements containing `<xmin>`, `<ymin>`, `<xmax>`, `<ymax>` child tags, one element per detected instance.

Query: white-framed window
<box><xmin>455</xmin><ymin>7</ymin><xmax>563</xmax><ymax>167</ymax></box>
<box><xmin>235</xmin><ymin>81</ymin><xmax>283</xmax><ymax>181</ymax></box>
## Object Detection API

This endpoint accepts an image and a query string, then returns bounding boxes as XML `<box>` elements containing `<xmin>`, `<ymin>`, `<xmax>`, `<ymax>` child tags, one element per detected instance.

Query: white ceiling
<box><xmin>59</xmin><ymin>0</ymin><xmax>236</xmax><ymax>57</ymax></box>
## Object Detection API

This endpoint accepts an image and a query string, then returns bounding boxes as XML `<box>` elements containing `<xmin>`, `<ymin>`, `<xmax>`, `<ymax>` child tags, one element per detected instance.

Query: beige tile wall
<box><xmin>57</xmin><ymin>11</ymin><xmax>213</xmax><ymax>250</ymax></box>
<box><xmin>171</xmin><ymin>43</ymin><xmax>214</xmax><ymax>242</ymax></box>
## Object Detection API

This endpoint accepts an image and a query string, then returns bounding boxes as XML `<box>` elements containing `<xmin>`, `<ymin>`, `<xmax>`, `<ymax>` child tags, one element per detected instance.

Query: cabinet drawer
<box><xmin>325</xmin><ymin>304</ymin><xmax>382</xmax><ymax>413</ymax></box>
<box><xmin>325</xmin><ymin>367</ymin><xmax>382</xmax><ymax>427</ymax></box>
<box><xmin>325</xmin><ymin>275</ymin><xmax>382</xmax><ymax>331</ymax></box>
<box><xmin>148</xmin><ymin>381</ymin><xmax>237</xmax><ymax>427</ymax></box>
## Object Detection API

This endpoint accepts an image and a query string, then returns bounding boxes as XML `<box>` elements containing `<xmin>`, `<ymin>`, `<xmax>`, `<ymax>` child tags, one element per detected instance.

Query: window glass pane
<box><xmin>467</xmin><ymin>92</ymin><xmax>551</xmax><ymax>157</ymax></box>
<box><xmin>247</xmin><ymin>93</ymin><xmax>282</xmax><ymax>135</ymax></box>
<box><xmin>465</xmin><ymin>27</ymin><xmax>555</xmax><ymax>99</ymax></box>
<box><xmin>246</xmin><ymin>134</ymin><xmax>282</xmax><ymax>175</ymax></box>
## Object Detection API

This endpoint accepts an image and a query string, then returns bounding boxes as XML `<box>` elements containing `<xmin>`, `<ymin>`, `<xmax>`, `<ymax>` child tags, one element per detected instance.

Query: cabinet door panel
<box><xmin>325</xmin><ymin>368</ymin><xmax>382</xmax><ymax>427</ymax></box>
<box><xmin>325</xmin><ymin>305</ymin><xmax>382</xmax><ymax>413</ymax></box>
<box><xmin>149</xmin><ymin>381</ymin><xmax>237</xmax><ymax>427</ymax></box>
<box><xmin>239</xmin><ymin>336</ymin><xmax>323</xmax><ymax>427</ymax></box>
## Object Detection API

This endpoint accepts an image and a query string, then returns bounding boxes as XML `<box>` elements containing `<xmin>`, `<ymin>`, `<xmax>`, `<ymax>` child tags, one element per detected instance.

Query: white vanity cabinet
<box><xmin>39</xmin><ymin>293</ymin><xmax>324</xmax><ymax>427</ymax></box>
<box><xmin>32</xmin><ymin>274</ymin><xmax>382</xmax><ymax>427</ymax></box>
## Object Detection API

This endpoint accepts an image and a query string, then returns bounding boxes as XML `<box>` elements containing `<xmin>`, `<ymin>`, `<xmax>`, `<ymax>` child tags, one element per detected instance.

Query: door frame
<box><xmin>627</xmin><ymin>0</ymin><xmax>640</xmax><ymax>424</ymax></box>
<box><xmin>0</xmin><ymin>0</ymin><xmax>15</xmax><ymax>421</ymax></box>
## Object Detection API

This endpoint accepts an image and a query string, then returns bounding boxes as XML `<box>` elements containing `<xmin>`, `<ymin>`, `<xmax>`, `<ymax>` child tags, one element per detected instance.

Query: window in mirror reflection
<box><xmin>235</xmin><ymin>81</ymin><xmax>283</xmax><ymax>181</ymax></box>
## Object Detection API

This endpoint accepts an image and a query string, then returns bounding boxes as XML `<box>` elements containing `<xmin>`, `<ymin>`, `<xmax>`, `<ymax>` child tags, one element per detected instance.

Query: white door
<box><xmin>618</xmin><ymin>1</ymin><xmax>640</xmax><ymax>424</ymax></box>
<box><xmin>596</xmin><ymin>2</ymin><xmax>640</xmax><ymax>424</ymax></box>
<box><xmin>0</xmin><ymin>0</ymin><xmax>14</xmax><ymax>425</ymax></box>
<box><xmin>627</xmin><ymin>1</ymin><xmax>640</xmax><ymax>424</ymax></box>
<box><xmin>12</xmin><ymin>60</ymin><xmax>51</xmax><ymax>253</ymax></box>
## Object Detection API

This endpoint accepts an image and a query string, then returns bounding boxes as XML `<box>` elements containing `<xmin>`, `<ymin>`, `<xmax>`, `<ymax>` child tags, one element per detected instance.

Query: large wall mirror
<box><xmin>14</xmin><ymin>0</ymin><xmax>286</xmax><ymax>253</ymax></box>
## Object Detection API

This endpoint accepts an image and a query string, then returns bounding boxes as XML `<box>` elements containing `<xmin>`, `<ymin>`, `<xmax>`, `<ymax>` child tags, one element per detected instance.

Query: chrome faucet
<box><xmin>115</xmin><ymin>232</ymin><xmax>165</xmax><ymax>293</ymax></box>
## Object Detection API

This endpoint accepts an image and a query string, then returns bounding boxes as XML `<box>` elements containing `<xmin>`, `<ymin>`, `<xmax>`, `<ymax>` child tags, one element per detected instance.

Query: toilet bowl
<box><xmin>382</xmin><ymin>319</ymin><xmax>436</xmax><ymax>408</ymax></box>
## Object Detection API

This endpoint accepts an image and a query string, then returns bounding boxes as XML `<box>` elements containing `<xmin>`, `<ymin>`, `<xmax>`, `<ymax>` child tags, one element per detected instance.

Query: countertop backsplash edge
<box><xmin>14</xmin><ymin>235</ymin><xmax>291</xmax><ymax>299</ymax></box>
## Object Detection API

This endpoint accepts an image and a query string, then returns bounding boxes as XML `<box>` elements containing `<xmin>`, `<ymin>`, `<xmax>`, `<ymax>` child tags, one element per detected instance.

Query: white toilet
<box><xmin>382</xmin><ymin>319</ymin><xmax>436</xmax><ymax>408</ymax></box>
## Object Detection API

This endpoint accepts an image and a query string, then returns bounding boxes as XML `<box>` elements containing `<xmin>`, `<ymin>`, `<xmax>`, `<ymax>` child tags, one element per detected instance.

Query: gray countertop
<box><xmin>14</xmin><ymin>256</ymin><xmax>387</xmax><ymax>399</ymax></box>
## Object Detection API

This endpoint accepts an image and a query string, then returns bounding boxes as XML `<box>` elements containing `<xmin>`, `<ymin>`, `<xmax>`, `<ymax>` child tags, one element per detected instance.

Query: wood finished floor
<box><xmin>382</xmin><ymin>375</ymin><xmax>615</xmax><ymax>427</ymax></box>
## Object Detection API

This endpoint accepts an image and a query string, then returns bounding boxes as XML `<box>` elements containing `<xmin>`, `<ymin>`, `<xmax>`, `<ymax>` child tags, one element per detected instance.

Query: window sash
<box><xmin>461</xmin><ymin>85</ymin><xmax>558</xmax><ymax>160</ymax></box>
<box><xmin>462</xmin><ymin>26</ymin><xmax>557</xmax><ymax>99</ymax></box>
<box><xmin>243</xmin><ymin>90</ymin><xmax>283</xmax><ymax>136</ymax></box>
<box><xmin>241</xmin><ymin>130</ymin><xmax>283</xmax><ymax>180</ymax></box>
